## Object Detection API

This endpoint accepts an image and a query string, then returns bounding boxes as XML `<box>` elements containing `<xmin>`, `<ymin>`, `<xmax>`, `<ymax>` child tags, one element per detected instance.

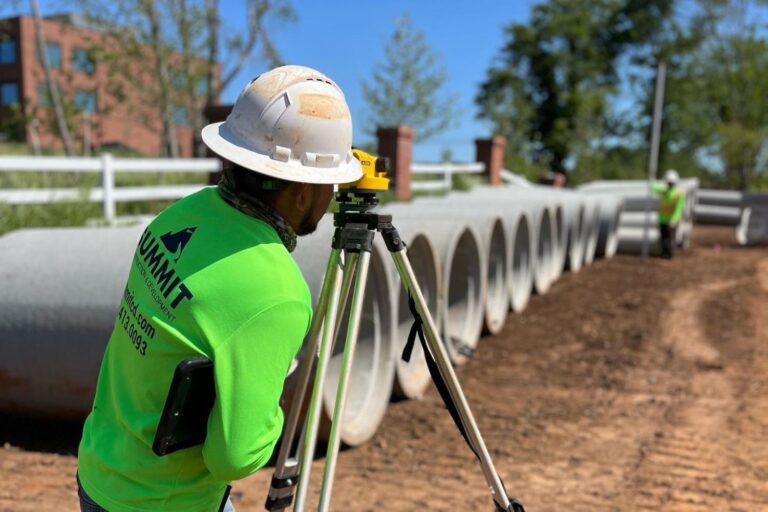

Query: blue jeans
<box><xmin>77</xmin><ymin>476</ymin><xmax>236</xmax><ymax>512</ymax></box>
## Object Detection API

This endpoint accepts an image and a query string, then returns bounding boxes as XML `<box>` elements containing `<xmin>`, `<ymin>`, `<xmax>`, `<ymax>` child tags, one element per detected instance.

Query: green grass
<box><xmin>0</xmin><ymin>144</ymin><xmax>212</xmax><ymax>237</ymax></box>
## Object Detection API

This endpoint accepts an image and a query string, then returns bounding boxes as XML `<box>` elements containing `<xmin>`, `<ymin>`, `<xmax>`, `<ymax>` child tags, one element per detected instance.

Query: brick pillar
<box><xmin>202</xmin><ymin>104</ymin><xmax>233</xmax><ymax>185</ymax></box>
<box><xmin>474</xmin><ymin>136</ymin><xmax>507</xmax><ymax>186</ymax></box>
<box><xmin>377</xmin><ymin>125</ymin><xmax>414</xmax><ymax>201</ymax></box>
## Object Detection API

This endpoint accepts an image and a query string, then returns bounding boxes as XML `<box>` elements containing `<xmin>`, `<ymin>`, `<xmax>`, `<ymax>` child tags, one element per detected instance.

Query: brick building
<box><xmin>0</xmin><ymin>13</ymin><xmax>217</xmax><ymax>157</ymax></box>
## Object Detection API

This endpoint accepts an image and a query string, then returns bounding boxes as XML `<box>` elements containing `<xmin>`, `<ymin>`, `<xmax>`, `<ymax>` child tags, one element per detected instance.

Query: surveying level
<box><xmin>265</xmin><ymin>150</ymin><xmax>525</xmax><ymax>512</ymax></box>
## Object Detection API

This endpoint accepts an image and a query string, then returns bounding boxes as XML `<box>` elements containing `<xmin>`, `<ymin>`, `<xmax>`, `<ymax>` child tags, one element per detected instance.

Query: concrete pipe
<box><xmin>591</xmin><ymin>195</ymin><xmax>623</xmax><ymax>258</ymax></box>
<box><xmin>393</xmin><ymin>197</ymin><xmax>510</xmax><ymax>335</ymax></box>
<box><xmin>616</xmin><ymin>226</ymin><xmax>661</xmax><ymax>256</ymax></box>
<box><xmin>559</xmin><ymin>194</ymin><xmax>586</xmax><ymax>273</ymax></box>
<box><xmin>697</xmin><ymin>189</ymin><xmax>743</xmax><ymax>208</ymax></box>
<box><xmin>0</xmin><ymin>225</ymin><xmax>147</xmax><ymax>418</ymax></box>
<box><xmin>460</xmin><ymin>186</ymin><xmax>555</xmax><ymax>295</ymax></box>
<box><xmin>694</xmin><ymin>204</ymin><xmax>744</xmax><ymax>225</ymax></box>
<box><xmin>507</xmin><ymin>211</ymin><xmax>534</xmax><ymax>313</ymax></box>
<box><xmin>582</xmin><ymin>198</ymin><xmax>601</xmax><ymax>266</ymax></box>
<box><xmin>290</xmin><ymin>215</ymin><xmax>396</xmax><ymax>446</ymax></box>
<box><xmin>412</xmin><ymin>191</ymin><xmax>535</xmax><ymax>313</ymax></box>
<box><xmin>386</xmin><ymin>231</ymin><xmax>441</xmax><ymax>400</ymax></box>
<box><xmin>379</xmin><ymin>204</ymin><xmax>486</xmax><ymax>365</ymax></box>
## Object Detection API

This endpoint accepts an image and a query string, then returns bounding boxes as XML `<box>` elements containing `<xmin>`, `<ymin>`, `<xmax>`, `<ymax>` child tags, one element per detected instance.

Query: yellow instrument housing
<box><xmin>342</xmin><ymin>149</ymin><xmax>390</xmax><ymax>191</ymax></box>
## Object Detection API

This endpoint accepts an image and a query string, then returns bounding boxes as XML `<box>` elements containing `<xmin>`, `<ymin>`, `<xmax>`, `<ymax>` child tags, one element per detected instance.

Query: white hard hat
<box><xmin>201</xmin><ymin>65</ymin><xmax>363</xmax><ymax>185</ymax></box>
<box><xmin>664</xmin><ymin>169</ymin><xmax>679</xmax><ymax>184</ymax></box>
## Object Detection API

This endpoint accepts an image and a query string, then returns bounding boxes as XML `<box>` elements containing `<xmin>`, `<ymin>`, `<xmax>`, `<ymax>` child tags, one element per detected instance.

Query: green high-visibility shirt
<box><xmin>652</xmin><ymin>182</ymin><xmax>686</xmax><ymax>225</ymax></box>
<box><xmin>78</xmin><ymin>187</ymin><xmax>312</xmax><ymax>512</ymax></box>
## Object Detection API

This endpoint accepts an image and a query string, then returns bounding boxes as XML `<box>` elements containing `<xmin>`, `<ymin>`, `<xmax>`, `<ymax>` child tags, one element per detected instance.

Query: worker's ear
<box><xmin>292</xmin><ymin>182</ymin><xmax>314</xmax><ymax>213</ymax></box>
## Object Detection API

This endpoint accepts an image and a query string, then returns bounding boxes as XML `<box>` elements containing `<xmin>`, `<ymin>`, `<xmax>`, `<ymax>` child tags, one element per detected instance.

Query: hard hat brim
<box><xmin>201</xmin><ymin>121</ymin><xmax>364</xmax><ymax>185</ymax></box>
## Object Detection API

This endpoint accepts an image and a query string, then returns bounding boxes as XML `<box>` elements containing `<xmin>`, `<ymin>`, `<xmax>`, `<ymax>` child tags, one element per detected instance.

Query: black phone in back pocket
<box><xmin>152</xmin><ymin>357</ymin><xmax>215</xmax><ymax>456</ymax></box>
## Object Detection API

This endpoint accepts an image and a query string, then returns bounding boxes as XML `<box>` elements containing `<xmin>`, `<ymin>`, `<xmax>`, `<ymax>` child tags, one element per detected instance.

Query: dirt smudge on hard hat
<box><xmin>298</xmin><ymin>93</ymin><xmax>349</xmax><ymax>119</ymax></box>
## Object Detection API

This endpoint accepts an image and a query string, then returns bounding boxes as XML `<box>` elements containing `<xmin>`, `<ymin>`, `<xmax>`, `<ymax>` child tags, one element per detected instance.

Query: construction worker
<box><xmin>653</xmin><ymin>169</ymin><xmax>686</xmax><ymax>259</ymax></box>
<box><xmin>76</xmin><ymin>65</ymin><xmax>363</xmax><ymax>512</ymax></box>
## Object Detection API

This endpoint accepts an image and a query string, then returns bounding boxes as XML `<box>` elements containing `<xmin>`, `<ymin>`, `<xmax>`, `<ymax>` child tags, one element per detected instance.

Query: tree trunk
<box><xmin>30</xmin><ymin>0</ymin><xmax>75</xmax><ymax>156</ymax></box>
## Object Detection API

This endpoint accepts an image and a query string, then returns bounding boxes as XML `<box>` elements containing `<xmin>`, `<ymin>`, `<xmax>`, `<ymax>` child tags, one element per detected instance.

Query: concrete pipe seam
<box><xmin>290</xmin><ymin>215</ymin><xmax>396</xmax><ymax>446</ymax></box>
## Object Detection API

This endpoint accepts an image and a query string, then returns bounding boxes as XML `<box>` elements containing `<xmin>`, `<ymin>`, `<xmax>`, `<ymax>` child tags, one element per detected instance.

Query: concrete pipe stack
<box><xmin>694</xmin><ymin>189</ymin><xmax>768</xmax><ymax>246</ymax></box>
<box><xmin>0</xmin><ymin>179</ymin><xmax>627</xmax><ymax>447</ymax></box>
<box><xmin>579</xmin><ymin>179</ymin><xmax>699</xmax><ymax>255</ymax></box>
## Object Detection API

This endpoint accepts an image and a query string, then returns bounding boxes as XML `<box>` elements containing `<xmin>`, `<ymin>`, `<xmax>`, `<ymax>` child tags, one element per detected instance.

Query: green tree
<box><xmin>362</xmin><ymin>15</ymin><xmax>457</xmax><ymax>141</ymax></box>
<box><xmin>660</xmin><ymin>1</ymin><xmax>768</xmax><ymax>190</ymax></box>
<box><xmin>73</xmin><ymin>0</ymin><xmax>294</xmax><ymax>156</ymax></box>
<box><xmin>476</xmin><ymin>0</ymin><xmax>675</xmax><ymax>176</ymax></box>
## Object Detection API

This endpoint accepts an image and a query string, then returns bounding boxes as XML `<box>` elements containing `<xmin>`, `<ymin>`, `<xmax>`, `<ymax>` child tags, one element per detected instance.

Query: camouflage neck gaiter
<box><xmin>217</xmin><ymin>169</ymin><xmax>298</xmax><ymax>253</ymax></box>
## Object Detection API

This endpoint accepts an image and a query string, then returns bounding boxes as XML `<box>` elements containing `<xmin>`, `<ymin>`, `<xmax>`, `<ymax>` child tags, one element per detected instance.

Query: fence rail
<box><xmin>410</xmin><ymin>161</ymin><xmax>485</xmax><ymax>192</ymax></box>
<box><xmin>0</xmin><ymin>154</ymin><xmax>220</xmax><ymax>221</ymax></box>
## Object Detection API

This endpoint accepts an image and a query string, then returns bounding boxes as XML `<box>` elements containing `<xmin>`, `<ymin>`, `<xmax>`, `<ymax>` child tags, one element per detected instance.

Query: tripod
<box><xmin>265</xmin><ymin>187</ymin><xmax>524</xmax><ymax>512</ymax></box>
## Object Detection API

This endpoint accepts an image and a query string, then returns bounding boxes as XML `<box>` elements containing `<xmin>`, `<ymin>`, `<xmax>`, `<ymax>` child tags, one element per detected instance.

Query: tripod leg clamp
<box><xmin>264</xmin><ymin>472</ymin><xmax>299</xmax><ymax>511</ymax></box>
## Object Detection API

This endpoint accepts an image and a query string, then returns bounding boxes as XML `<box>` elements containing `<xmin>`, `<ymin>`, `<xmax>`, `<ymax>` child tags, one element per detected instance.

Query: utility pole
<box><xmin>30</xmin><ymin>0</ymin><xmax>75</xmax><ymax>156</ymax></box>
<box><xmin>642</xmin><ymin>61</ymin><xmax>666</xmax><ymax>260</ymax></box>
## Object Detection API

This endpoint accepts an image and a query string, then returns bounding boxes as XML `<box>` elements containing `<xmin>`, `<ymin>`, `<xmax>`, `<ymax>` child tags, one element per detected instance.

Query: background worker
<box><xmin>653</xmin><ymin>169</ymin><xmax>686</xmax><ymax>259</ymax></box>
<box><xmin>76</xmin><ymin>65</ymin><xmax>362</xmax><ymax>512</ymax></box>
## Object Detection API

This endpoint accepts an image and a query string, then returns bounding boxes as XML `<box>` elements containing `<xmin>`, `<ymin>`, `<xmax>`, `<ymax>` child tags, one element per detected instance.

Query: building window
<box><xmin>173</xmin><ymin>106</ymin><xmax>188</xmax><ymax>126</ymax></box>
<box><xmin>74</xmin><ymin>89</ymin><xmax>97</xmax><ymax>113</ymax></box>
<box><xmin>0</xmin><ymin>39</ymin><xmax>16</xmax><ymax>64</ymax></box>
<box><xmin>71</xmin><ymin>47</ymin><xmax>95</xmax><ymax>74</ymax></box>
<box><xmin>40</xmin><ymin>41</ymin><xmax>61</xmax><ymax>68</ymax></box>
<box><xmin>0</xmin><ymin>82</ymin><xmax>19</xmax><ymax>106</ymax></box>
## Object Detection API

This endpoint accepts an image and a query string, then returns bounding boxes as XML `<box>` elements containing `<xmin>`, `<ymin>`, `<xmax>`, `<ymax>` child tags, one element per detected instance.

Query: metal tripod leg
<box><xmin>317</xmin><ymin>250</ymin><xmax>371</xmax><ymax>512</ymax></box>
<box><xmin>292</xmin><ymin>252</ymin><xmax>360</xmax><ymax>511</ymax></box>
<box><xmin>389</xmin><ymin>246</ymin><xmax>514</xmax><ymax>511</ymax></box>
<box><xmin>267</xmin><ymin>234</ymin><xmax>359</xmax><ymax>511</ymax></box>
<box><xmin>265</xmin><ymin>247</ymin><xmax>340</xmax><ymax>511</ymax></box>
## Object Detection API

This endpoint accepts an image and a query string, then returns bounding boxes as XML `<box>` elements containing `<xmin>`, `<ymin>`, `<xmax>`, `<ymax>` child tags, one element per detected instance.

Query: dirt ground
<box><xmin>1</xmin><ymin>226</ymin><xmax>767</xmax><ymax>511</ymax></box>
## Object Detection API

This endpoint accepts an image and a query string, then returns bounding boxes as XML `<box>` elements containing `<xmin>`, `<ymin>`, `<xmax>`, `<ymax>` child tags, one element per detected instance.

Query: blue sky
<box><xmin>3</xmin><ymin>1</ymin><xmax>535</xmax><ymax>161</ymax></box>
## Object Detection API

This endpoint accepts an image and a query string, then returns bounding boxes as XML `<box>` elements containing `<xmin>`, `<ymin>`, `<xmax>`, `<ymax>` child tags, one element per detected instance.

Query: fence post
<box><xmin>475</xmin><ymin>136</ymin><xmax>506</xmax><ymax>186</ymax></box>
<box><xmin>101</xmin><ymin>152</ymin><xmax>116</xmax><ymax>222</ymax></box>
<box><xmin>377</xmin><ymin>125</ymin><xmax>413</xmax><ymax>201</ymax></box>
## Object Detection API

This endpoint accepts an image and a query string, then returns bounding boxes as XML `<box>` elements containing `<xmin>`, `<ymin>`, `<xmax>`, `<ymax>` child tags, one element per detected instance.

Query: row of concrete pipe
<box><xmin>694</xmin><ymin>189</ymin><xmax>768</xmax><ymax>245</ymax></box>
<box><xmin>0</xmin><ymin>182</ymin><xmax>625</xmax><ymax>447</ymax></box>
<box><xmin>579</xmin><ymin>179</ymin><xmax>700</xmax><ymax>256</ymax></box>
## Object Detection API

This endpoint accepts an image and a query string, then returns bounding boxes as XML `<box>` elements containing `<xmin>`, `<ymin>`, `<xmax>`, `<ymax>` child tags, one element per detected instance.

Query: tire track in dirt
<box><xmin>619</xmin><ymin>270</ymin><xmax>768</xmax><ymax>511</ymax></box>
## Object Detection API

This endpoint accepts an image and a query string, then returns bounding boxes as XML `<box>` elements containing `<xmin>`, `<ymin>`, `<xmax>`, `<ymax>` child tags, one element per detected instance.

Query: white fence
<box><xmin>0</xmin><ymin>154</ymin><xmax>220</xmax><ymax>221</ymax></box>
<box><xmin>410</xmin><ymin>161</ymin><xmax>485</xmax><ymax>192</ymax></box>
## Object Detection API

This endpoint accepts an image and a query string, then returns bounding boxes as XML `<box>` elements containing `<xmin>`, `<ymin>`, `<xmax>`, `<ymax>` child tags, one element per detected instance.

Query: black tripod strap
<box><xmin>403</xmin><ymin>293</ymin><xmax>525</xmax><ymax>512</ymax></box>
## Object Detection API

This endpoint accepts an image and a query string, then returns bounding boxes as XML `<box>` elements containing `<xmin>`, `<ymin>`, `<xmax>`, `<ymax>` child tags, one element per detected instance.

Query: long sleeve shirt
<box><xmin>78</xmin><ymin>187</ymin><xmax>312</xmax><ymax>512</ymax></box>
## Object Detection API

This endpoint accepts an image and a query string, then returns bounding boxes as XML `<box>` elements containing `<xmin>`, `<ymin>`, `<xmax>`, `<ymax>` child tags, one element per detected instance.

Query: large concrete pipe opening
<box><xmin>592</xmin><ymin>196</ymin><xmax>623</xmax><ymax>259</ymax></box>
<box><xmin>549</xmin><ymin>204</ymin><xmax>565</xmax><ymax>283</ymax></box>
<box><xmin>290</xmin><ymin>216</ymin><xmax>396</xmax><ymax>446</ymax></box>
<box><xmin>482</xmin><ymin>217</ymin><xmax>510</xmax><ymax>335</ymax></box>
<box><xmin>443</xmin><ymin>226</ymin><xmax>485</xmax><ymax>364</ymax></box>
<box><xmin>509</xmin><ymin>212</ymin><xmax>534</xmax><ymax>313</ymax></box>
<box><xmin>392</xmin><ymin>233</ymin><xmax>440</xmax><ymax>400</ymax></box>
<box><xmin>566</xmin><ymin>203</ymin><xmax>585</xmax><ymax>272</ymax></box>
<box><xmin>582</xmin><ymin>202</ymin><xmax>601</xmax><ymax>266</ymax></box>
<box><xmin>0</xmin><ymin>225</ymin><xmax>146</xmax><ymax>418</ymax></box>
<box><xmin>380</xmin><ymin>203</ymin><xmax>488</xmax><ymax>365</ymax></box>
<box><xmin>532</xmin><ymin>207</ymin><xmax>554</xmax><ymax>294</ymax></box>
<box><xmin>321</xmin><ymin>245</ymin><xmax>396</xmax><ymax>446</ymax></box>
